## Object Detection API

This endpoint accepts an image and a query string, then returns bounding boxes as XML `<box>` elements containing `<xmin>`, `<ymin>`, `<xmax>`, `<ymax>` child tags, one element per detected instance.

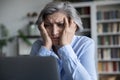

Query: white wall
<box><xmin>0</xmin><ymin>0</ymin><xmax>52</xmax><ymax>56</ymax></box>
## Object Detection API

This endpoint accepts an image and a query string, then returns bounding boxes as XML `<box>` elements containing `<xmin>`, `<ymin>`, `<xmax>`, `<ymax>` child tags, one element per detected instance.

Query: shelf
<box><xmin>97</xmin><ymin>19</ymin><xmax>120</xmax><ymax>23</ymax></box>
<box><xmin>82</xmin><ymin>29</ymin><xmax>91</xmax><ymax>32</ymax></box>
<box><xmin>73</xmin><ymin>4</ymin><xmax>91</xmax><ymax>38</ymax></box>
<box><xmin>98</xmin><ymin>59</ymin><xmax>120</xmax><ymax>62</ymax></box>
<box><xmin>99</xmin><ymin>72</ymin><xmax>120</xmax><ymax>75</ymax></box>
<box><xmin>18</xmin><ymin>35</ymin><xmax>40</xmax><ymax>38</ymax></box>
<box><xmin>98</xmin><ymin>45</ymin><xmax>120</xmax><ymax>48</ymax></box>
<box><xmin>17</xmin><ymin>35</ymin><xmax>41</xmax><ymax>56</ymax></box>
<box><xmin>97</xmin><ymin>32</ymin><xmax>120</xmax><ymax>36</ymax></box>
<box><xmin>80</xmin><ymin>15</ymin><xmax>90</xmax><ymax>18</ymax></box>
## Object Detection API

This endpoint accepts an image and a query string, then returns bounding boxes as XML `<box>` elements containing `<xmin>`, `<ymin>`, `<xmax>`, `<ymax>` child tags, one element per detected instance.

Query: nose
<box><xmin>52</xmin><ymin>25</ymin><xmax>58</xmax><ymax>36</ymax></box>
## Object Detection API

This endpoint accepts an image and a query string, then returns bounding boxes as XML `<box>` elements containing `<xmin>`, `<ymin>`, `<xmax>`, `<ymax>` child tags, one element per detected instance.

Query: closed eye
<box><xmin>44</xmin><ymin>23</ymin><xmax>52</xmax><ymax>28</ymax></box>
<box><xmin>57</xmin><ymin>22</ymin><xmax>64</xmax><ymax>27</ymax></box>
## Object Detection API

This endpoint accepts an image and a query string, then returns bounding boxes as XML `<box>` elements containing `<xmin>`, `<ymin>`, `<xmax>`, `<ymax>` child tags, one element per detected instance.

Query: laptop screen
<box><xmin>0</xmin><ymin>56</ymin><xmax>60</xmax><ymax>80</ymax></box>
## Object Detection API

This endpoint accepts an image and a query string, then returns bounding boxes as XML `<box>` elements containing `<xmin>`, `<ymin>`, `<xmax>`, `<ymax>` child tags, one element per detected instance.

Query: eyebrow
<box><xmin>44</xmin><ymin>21</ymin><xmax>64</xmax><ymax>24</ymax></box>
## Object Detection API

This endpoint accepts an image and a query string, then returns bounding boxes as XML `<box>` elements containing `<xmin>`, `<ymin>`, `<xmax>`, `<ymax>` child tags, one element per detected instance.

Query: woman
<box><xmin>30</xmin><ymin>1</ymin><xmax>97</xmax><ymax>80</ymax></box>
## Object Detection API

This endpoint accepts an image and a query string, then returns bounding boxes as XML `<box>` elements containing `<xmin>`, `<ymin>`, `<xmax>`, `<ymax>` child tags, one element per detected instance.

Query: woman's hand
<box><xmin>60</xmin><ymin>17</ymin><xmax>77</xmax><ymax>46</ymax></box>
<box><xmin>39</xmin><ymin>22</ymin><xmax>52</xmax><ymax>50</ymax></box>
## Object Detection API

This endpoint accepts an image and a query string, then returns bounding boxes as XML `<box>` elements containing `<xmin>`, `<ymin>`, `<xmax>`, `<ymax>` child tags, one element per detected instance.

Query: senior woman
<box><xmin>30</xmin><ymin>1</ymin><xmax>97</xmax><ymax>80</ymax></box>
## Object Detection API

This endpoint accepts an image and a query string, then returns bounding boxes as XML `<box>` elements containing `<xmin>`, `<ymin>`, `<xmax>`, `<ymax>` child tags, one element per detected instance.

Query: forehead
<box><xmin>44</xmin><ymin>12</ymin><xmax>67</xmax><ymax>22</ymax></box>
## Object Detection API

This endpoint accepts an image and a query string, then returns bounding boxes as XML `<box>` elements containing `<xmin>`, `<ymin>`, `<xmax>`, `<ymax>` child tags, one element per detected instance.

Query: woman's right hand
<box><xmin>39</xmin><ymin>22</ymin><xmax>52</xmax><ymax>50</ymax></box>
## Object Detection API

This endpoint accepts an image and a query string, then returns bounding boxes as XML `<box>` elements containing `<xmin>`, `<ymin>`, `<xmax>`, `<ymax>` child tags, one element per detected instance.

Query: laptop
<box><xmin>0</xmin><ymin>56</ymin><xmax>60</xmax><ymax>80</ymax></box>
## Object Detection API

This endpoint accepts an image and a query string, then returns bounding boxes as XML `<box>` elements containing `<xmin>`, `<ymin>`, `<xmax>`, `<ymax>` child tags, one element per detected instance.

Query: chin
<box><xmin>53</xmin><ymin>43</ymin><xmax>59</xmax><ymax>46</ymax></box>
<box><xmin>53</xmin><ymin>42</ymin><xmax>59</xmax><ymax>46</ymax></box>
<box><xmin>52</xmin><ymin>40</ymin><xmax>59</xmax><ymax>46</ymax></box>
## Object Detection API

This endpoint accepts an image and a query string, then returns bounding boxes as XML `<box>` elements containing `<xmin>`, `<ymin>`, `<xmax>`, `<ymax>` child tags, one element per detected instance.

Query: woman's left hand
<box><xmin>60</xmin><ymin>17</ymin><xmax>77</xmax><ymax>46</ymax></box>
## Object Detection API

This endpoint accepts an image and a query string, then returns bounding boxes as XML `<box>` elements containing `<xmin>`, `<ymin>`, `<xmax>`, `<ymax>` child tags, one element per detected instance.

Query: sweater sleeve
<box><xmin>30</xmin><ymin>39</ymin><xmax>51</xmax><ymax>56</ymax></box>
<box><xmin>30</xmin><ymin>39</ymin><xmax>59</xmax><ymax>58</ymax></box>
<box><xmin>58</xmin><ymin>39</ymin><xmax>97</xmax><ymax>80</ymax></box>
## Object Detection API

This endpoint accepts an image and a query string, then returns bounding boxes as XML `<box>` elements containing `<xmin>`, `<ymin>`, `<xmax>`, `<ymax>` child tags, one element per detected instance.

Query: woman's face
<box><xmin>44</xmin><ymin>12</ymin><xmax>67</xmax><ymax>46</ymax></box>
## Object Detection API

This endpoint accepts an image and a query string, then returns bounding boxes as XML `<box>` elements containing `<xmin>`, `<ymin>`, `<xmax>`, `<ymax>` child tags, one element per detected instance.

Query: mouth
<box><xmin>51</xmin><ymin>37</ymin><xmax>59</xmax><ymax>40</ymax></box>
<box><xmin>51</xmin><ymin>38</ymin><xmax>59</xmax><ymax>45</ymax></box>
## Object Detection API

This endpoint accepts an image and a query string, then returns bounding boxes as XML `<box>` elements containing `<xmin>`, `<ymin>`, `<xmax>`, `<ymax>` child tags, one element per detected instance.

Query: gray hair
<box><xmin>36</xmin><ymin>1</ymin><xmax>83</xmax><ymax>33</ymax></box>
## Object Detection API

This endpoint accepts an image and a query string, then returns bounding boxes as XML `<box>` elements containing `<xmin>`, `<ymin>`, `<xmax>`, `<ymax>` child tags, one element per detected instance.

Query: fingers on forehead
<box><xmin>64</xmin><ymin>17</ymin><xmax>69</xmax><ymax>27</ymax></box>
<box><xmin>39</xmin><ymin>22</ymin><xmax>45</xmax><ymax>31</ymax></box>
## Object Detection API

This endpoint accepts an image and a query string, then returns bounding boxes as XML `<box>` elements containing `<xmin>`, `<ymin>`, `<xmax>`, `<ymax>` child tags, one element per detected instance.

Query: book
<box><xmin>112</xmin><ymin>23</ymin><xmax>118</xmax><ymax>33</ymax></box>
<box><xmin>98</xmin><ymin>23</ymin><xmax>103</xmax><ymax>33</ymax></box>
<box><xmin>98</xmin><ymin>62</ymin><xmax>103</xmax><ymax>72</ymax></box>
<box><xmin>100</xmin><ymin>76</ymin><xmax>116</xmax><ymax>80</ymax></box>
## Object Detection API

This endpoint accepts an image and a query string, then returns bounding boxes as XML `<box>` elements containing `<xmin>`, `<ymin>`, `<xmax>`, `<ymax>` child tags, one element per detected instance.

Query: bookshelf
<box><xmin>96</xmin><ymin>1</ymin><xmax>120</xmax><ymax>80</ymax></box>
<box><xmin>17</xmin><ymin>36</ymin><xmax>40</xmax><ymax>56</ymax></box>
<box><xmin>72</xmin><ymin>1</ymin><xmax>120</xmax><ymax>80</ymax></box>
<box><xmin>73</xmin><ymin>2</ymin><xmax>92</xmax><ymax>37</ymax></box>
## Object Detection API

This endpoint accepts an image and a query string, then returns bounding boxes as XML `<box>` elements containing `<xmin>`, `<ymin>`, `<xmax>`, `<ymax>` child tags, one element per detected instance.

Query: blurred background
<box><xmin>0</xmin><ymin>0</ymin><xmax>52</xmax><ymax>56</ymax></box>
